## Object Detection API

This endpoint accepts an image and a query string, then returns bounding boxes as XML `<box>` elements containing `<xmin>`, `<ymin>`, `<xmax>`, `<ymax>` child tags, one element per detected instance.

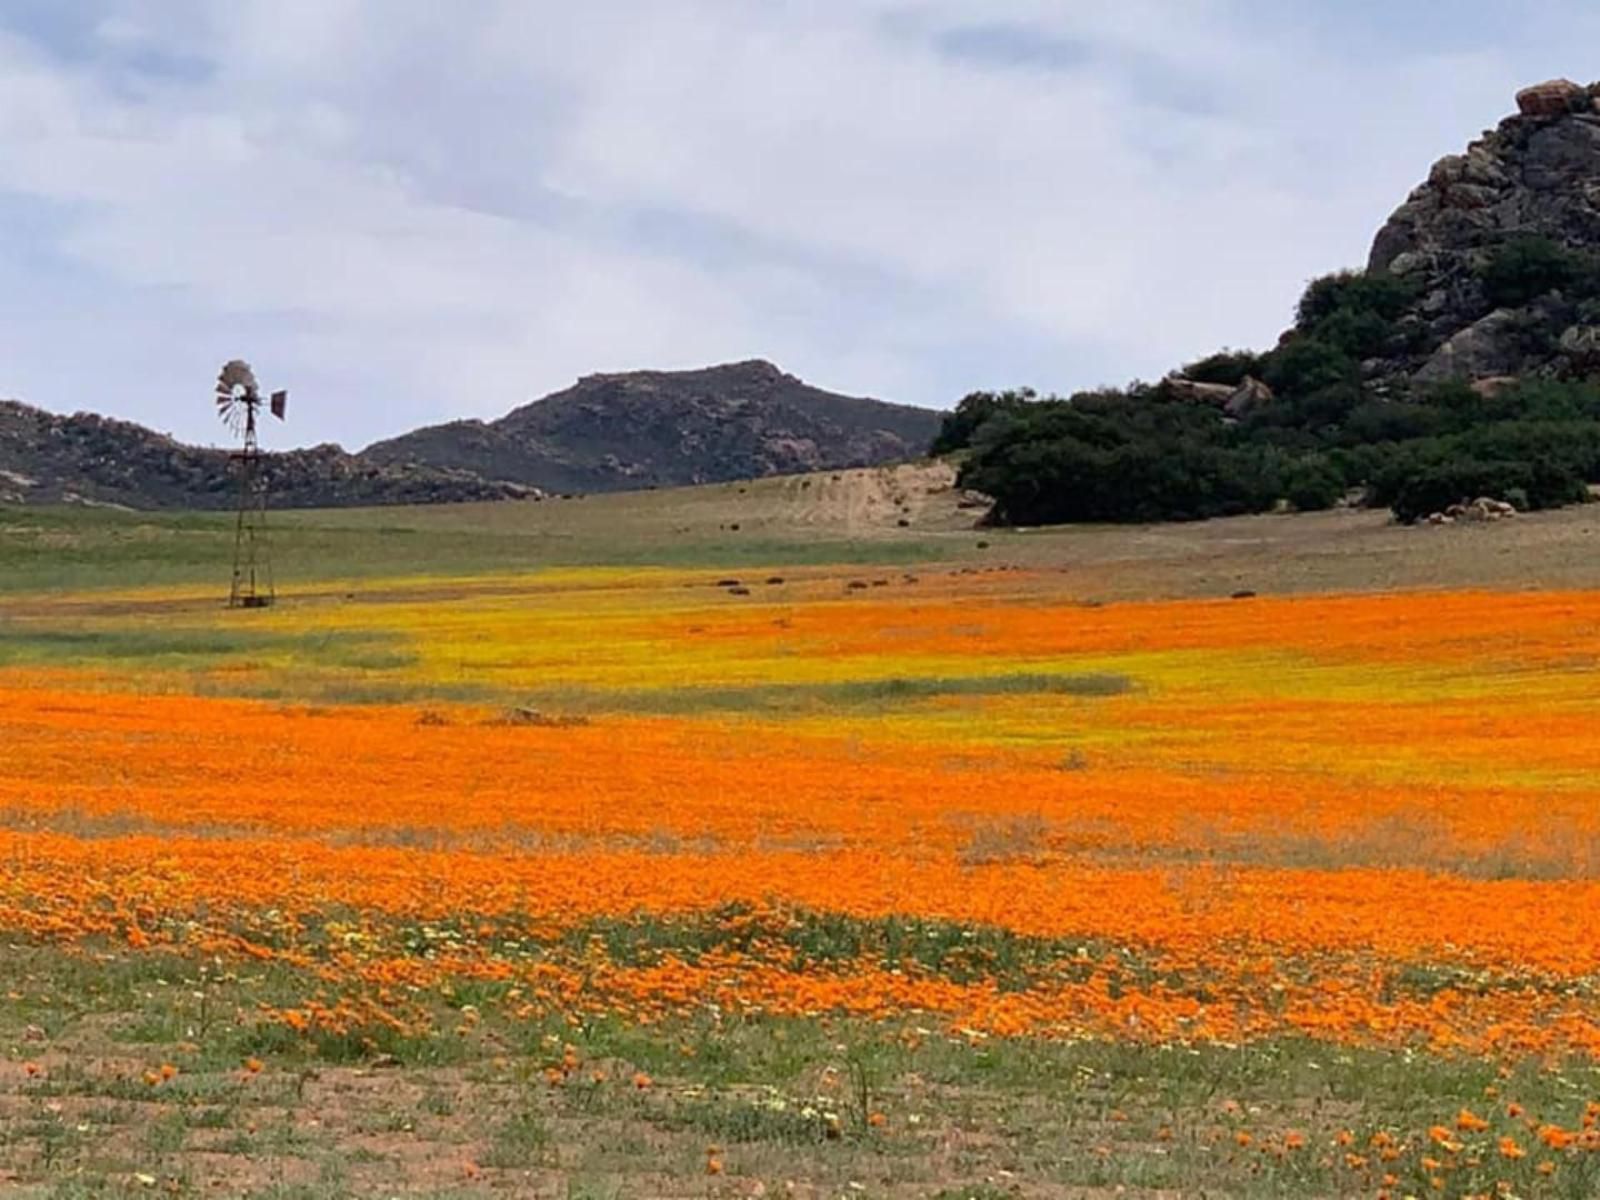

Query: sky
<box><xmin>1</xmin><ymin>2</ymin><xmax>1596</xmax><ymax>451</ymax></box>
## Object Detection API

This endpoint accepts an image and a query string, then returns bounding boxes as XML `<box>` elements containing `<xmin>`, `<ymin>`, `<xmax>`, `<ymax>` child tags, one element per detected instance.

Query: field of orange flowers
<box><xmin>6</xmin><ymin>564</ymin><xmax>1600</xmax><ymax>1194</ymax></box>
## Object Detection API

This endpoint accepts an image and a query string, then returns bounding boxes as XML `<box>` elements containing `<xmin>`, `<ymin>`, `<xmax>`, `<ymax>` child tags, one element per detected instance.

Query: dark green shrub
<box><xmin>1180</xmin><ymin>348</ymin><xmax>1265</xmax><ymax>386</ymax></box>
<box><xmin>930</xmin><ymin>389</ymin><xmax>1036</xmax><ymax>455</ymax></box>
<box><xmin>1341</xmin><ymin>401</ymin><xmax>1445</xmax><ymax>444</ymax></box>
<box><xmin>1387</xmin><ymin>457</ymin><xmax>1587</xmax><ymax>524</ymax></box>
<box><xmin>1283</xmin><ymin>458</ymin><xmax>1345</xmax><ymax>511</ymax></box>
<box><xmin>1263</xmin><ymin>337</ymin><xmax>1357</xmax><ymax>397</ymax></box>
<box><xmin>1478</xmin><ymin>236</ymin><xmax>1586</xmax><ymax>308</ymax></box>
<box><xmin>1295</xmin><ymin>271</ymin><xmax>1414</xmax><ymax>331</ymax></box>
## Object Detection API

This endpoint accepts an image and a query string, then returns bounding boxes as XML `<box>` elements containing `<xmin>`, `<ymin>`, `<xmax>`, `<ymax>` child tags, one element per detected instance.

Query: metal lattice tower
<box><xmin>215</xmin><ymin>360</ymin><xmax>287</xmax><ymax>609</ymax></box>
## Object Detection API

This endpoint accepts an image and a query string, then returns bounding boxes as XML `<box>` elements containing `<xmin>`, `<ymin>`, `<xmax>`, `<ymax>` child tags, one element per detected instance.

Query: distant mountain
<box><xmin>0</xmin><ymin>401</ymin><xmax>526</xmax><ymax>510</ymax></box>
<box><xmin>0</xmin><ymin>360</ymin><xmax>939</xmax><ymax>510</ymax></box>
<box><xmin>363</xmin><ymin>360</ymin><xmax>942</xmax><ymax>493</ymax></box>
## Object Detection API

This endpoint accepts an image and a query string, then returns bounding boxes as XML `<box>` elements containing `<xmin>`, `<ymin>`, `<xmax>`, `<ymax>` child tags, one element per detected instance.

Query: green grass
<box><xmin>548</xmin><ymin>671</ymin><xmax>1134</xmax><ymax>715</ymax></box>
<box><xmin>0</xmin><ymin>503</ymin><xmax>949</xmax><ymax>595</ymax></box>
<box><xmin>0</xmin><ymin>622</ymin><xmax>414</xmax><ymax>670</ymax></box>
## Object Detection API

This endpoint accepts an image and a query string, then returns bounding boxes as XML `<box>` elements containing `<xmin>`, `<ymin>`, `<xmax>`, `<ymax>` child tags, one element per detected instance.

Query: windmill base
<box><xmin>233</xmin><ymin>594</ymin><xmax>275</xmax><ymax>610</ymax></box>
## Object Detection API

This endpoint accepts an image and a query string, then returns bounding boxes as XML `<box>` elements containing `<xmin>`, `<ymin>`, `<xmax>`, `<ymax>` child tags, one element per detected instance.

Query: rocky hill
<box><xmin>0</xmin><ymin>361</ymin><xmax>938</xmax><ymax>510</ymax></box>
<box><xmin>1361</xmin><ymin>77</ymin><xmax>1600</xmax><ymax>389</ymax></box>
<box><xmin>938</xmin><ymin>79</ymin><xmax>1600</xmax><ymax>529</ymax></box>
<box><xmin>363</xmin><ymin>360</ymin><xmax>941</xmax><ymax>494</ymax></box>
<box><xmin>0</xmin><ymin>401</ymin><xmax>527</xmax><ymax>510</ymax></box>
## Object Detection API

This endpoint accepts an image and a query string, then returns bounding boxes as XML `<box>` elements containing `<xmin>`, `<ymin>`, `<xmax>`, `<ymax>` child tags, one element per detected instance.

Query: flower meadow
<box><xmin>5</xmin><ymin>566</ymin><xmax>1600</xmax><ymax>1195</ymax></box>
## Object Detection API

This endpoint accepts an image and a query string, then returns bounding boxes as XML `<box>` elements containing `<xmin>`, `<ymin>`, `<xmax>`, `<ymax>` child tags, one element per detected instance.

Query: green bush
<box><xmin>1477</xmin><ymin>236</ymin><xmax>1586</xmax><ymax>308</ymax></box>
<box><xmin>1294</xmin><ymin>271</ymin><xmax>1414</xmax><ymax>331</ymax></box>
<box><xmin>948</xmin><ymin>314</ymin><xmax>1600</xmax><ymax>527</ymax></box>
<box><xmin>1283</xmin><ymin>458</ymin><xmax>1345</xmax><ymax>511</ymax></box>
<box><xmin>1384</xmin><ymin>456</ymin><xmax>1587</xmax><ymax>524</ymax></box>
<box><xmin>1263</xmin><ymin>337</ymin><xmax>1357</xmax><ymax>397</ymax></box>
<box><xmin>930</xmin><ymin>389</ymin><xmax>1036</xmax><ymax>455</ymax></box>
<box><xmin>1180</xmin><ymin>348</ymin><xmax>1266</xmax><ymax>387</ymax></box>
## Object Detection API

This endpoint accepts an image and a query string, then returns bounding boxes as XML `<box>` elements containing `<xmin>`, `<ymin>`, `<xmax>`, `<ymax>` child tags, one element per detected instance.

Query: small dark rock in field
<box><xmin>1231</xmin><ymin>589</ymin><xmax>1258</xmax><ymax>600</ymax></box>
<box><xmin>738</xmin><ymin>487</ymin><xmax>747</xmax><ymax>494</ymax></box>
<box><xmin>729</xmin><ymin>522</ymin><xmax>741</xmax><ymax>531</ymax></box>
<box><xmin>871</xmin><ymin>579</ymin><xmax>889</xmax><ymax>587</ymax></box>
<box><xmin>847</xmin><ymin>580</ymin><xmax>869</xmax><ymax>590</ymax></box>
<box><xmin>715</xmin><ymin>579</ymin><xmax>741</xmax><ymax>588</ymax></box>
<box><xmin>494</xmin><ymin>707</ymin><xmax>591</xmax><ymax>729</ymax></box>
<box><xmin>976</xmin><ymin>540</ymin><xmax>990</xmax><ymax>549</ymax></box>
<box><xmin>896</xmin><ymin>518</ymin><xmax>910</xmax><ymax>527</ymax></box>
<box><xmin>765</xmin><ymin>576</ymin><xmax>785</xmax><ymax>585</ymax></box>
<box><xmin>727</xmin><ymin>586</ymin><xmax>751</xmax><ymax>596</ymax></box>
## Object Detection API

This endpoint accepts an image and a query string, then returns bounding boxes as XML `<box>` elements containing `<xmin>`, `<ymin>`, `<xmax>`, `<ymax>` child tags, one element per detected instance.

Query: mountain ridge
<box><xmin>363</xmin><ymin>359</ymin><xmax>940</xmax><ymax>495</ymax></box>
<box><xmin>0</xmin><ymin>360</ymin><xmax>940</xmax><ymax>510</ymax></box>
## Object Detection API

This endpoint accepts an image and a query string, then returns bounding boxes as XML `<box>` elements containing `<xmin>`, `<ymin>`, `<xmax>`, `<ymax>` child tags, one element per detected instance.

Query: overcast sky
<box><xmin>1</xmin><ymin>2</ymin><xmax>1595</xmax><ymax>450</ymax></box>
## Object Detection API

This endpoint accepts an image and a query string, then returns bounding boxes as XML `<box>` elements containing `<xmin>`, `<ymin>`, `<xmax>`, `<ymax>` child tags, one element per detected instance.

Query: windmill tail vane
<box><xmin>216</xmin><ymin>359</ymin><xmax>288</xmax><ymax>609</ymax></box>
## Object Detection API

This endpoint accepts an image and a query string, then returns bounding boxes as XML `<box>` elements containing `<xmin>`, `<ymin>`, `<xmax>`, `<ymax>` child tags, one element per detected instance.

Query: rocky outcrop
<box><xmin>1516</xmin><ymin>79</ymin><xmax>1588</xmax><ymax>118</ymax></box>
<box><xmin>365</xmin><ymin>360</ymin><xmax>941</xmax><ymax>494</ymax></box>
<box><xmin>1161</xmin><ymin>377</ymin><xmax>1235</xmax><ymax>407</ymax></box>
<box><xmin>0</xmin><ymin>400</ymin><xmax>529</xmax><ymax>510</ymax></box>
<box><xmin>1362</xmin><ymin>80</ymin><xmax>1600</xmax><ymax>390</ymax></box>
<box><xmin>1412</xmin><ymin>309</ymin><xmax>1524</xmax><ymax>383</ymax></box>
<box><xmin>1224</xmin><ymin>377</ymin><xmax>1274</xmax><ymax>418</ymax></box>
<box><xmin>1162</xmin><ymin>374</ymin><xmax>1275</xmax><ymax>418</ymax></box>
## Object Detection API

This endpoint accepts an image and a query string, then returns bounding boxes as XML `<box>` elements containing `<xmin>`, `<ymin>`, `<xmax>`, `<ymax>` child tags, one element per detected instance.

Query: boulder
<box><xmin>1516</xmin><ymin>79</ymin><xmax>1586</xmax><ymax>118</ymax></box>
<box><xmin>1163</xmin><ymin>377</ymin><xmax>1236</xmax><ymax>407</ymax></box>
<box><xmin>1413</xmin><ymin>309</ymin><xmax>1524</xmax><ymax>383</ymax></box>
<box><xmin>1224</xmin><ymin>376</ymin><xmax>1274</xmax><ymax>418</ymax></box>
<box><xmin>1558</xmin><ymin>324</ymin><xmax>1600</xmax><ymax>368</ymax></box>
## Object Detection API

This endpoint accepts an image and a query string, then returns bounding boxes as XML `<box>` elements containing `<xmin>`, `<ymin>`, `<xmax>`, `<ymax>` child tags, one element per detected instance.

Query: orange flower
<box><xmin>1457</xmin><ymin>1109</ymin><xmax>1489</xmax><ymax>1133</ymax></box>
<box><xmin>632</xmin><ymin>1071</ymin><xmax>653</xmax><ymax>1090</ymax></box>
<box><xmin>1538</xmin><ymin>1124</ymin><xmax>1574</xmax><ymax>1150</ymax></box>
<box><xmin>1498</xmin><ymin>1136</ymin><xmax>1525</xmax><ymax>1160</ymax></box>
<box><xmin>1429</xmin><ymin>1126</ymin><xmax>1462</xmax><ymax>1152</ymax></box>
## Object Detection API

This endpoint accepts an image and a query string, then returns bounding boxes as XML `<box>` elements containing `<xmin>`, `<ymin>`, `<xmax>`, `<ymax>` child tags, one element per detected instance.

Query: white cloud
<box><xmin>0</xmin><ymin>2</ymin><xmax>1579</xmax><ymax>448</ymax></box>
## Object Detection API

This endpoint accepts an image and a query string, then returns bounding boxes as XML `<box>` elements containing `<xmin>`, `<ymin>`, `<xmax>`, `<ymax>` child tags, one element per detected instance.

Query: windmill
<box><xmin>215</xmin><ymin>360</ymin><xmax>288</xmax><ymax>609</ymax></box>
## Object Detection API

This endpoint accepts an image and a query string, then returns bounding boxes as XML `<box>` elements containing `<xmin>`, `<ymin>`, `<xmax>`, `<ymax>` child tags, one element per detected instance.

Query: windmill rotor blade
<box><xmin>217</xmin><ymin>359</ymin><xmax>259</xmax><ymax>397</ymax></box>
<box><xmin>270</xmin><ymin>390</ymin><xmax>287</xmax><ymax>420</ymax></box>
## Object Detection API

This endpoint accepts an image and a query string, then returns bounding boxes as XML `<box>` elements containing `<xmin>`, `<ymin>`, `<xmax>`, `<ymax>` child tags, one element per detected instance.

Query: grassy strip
<box><xmin>1</xmin><ymin>504</ymin><xmax>945</xmax><ymax>594</ymax></box>
<box><xmin>528</xmin><ymin>671</ymin><xmax>1134</xmax><ymax>715</ymax></box>
<box><xmin>0</xmin><ymin>623</ymin><xmax>415</xmax><ymax>671</ymax></box>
